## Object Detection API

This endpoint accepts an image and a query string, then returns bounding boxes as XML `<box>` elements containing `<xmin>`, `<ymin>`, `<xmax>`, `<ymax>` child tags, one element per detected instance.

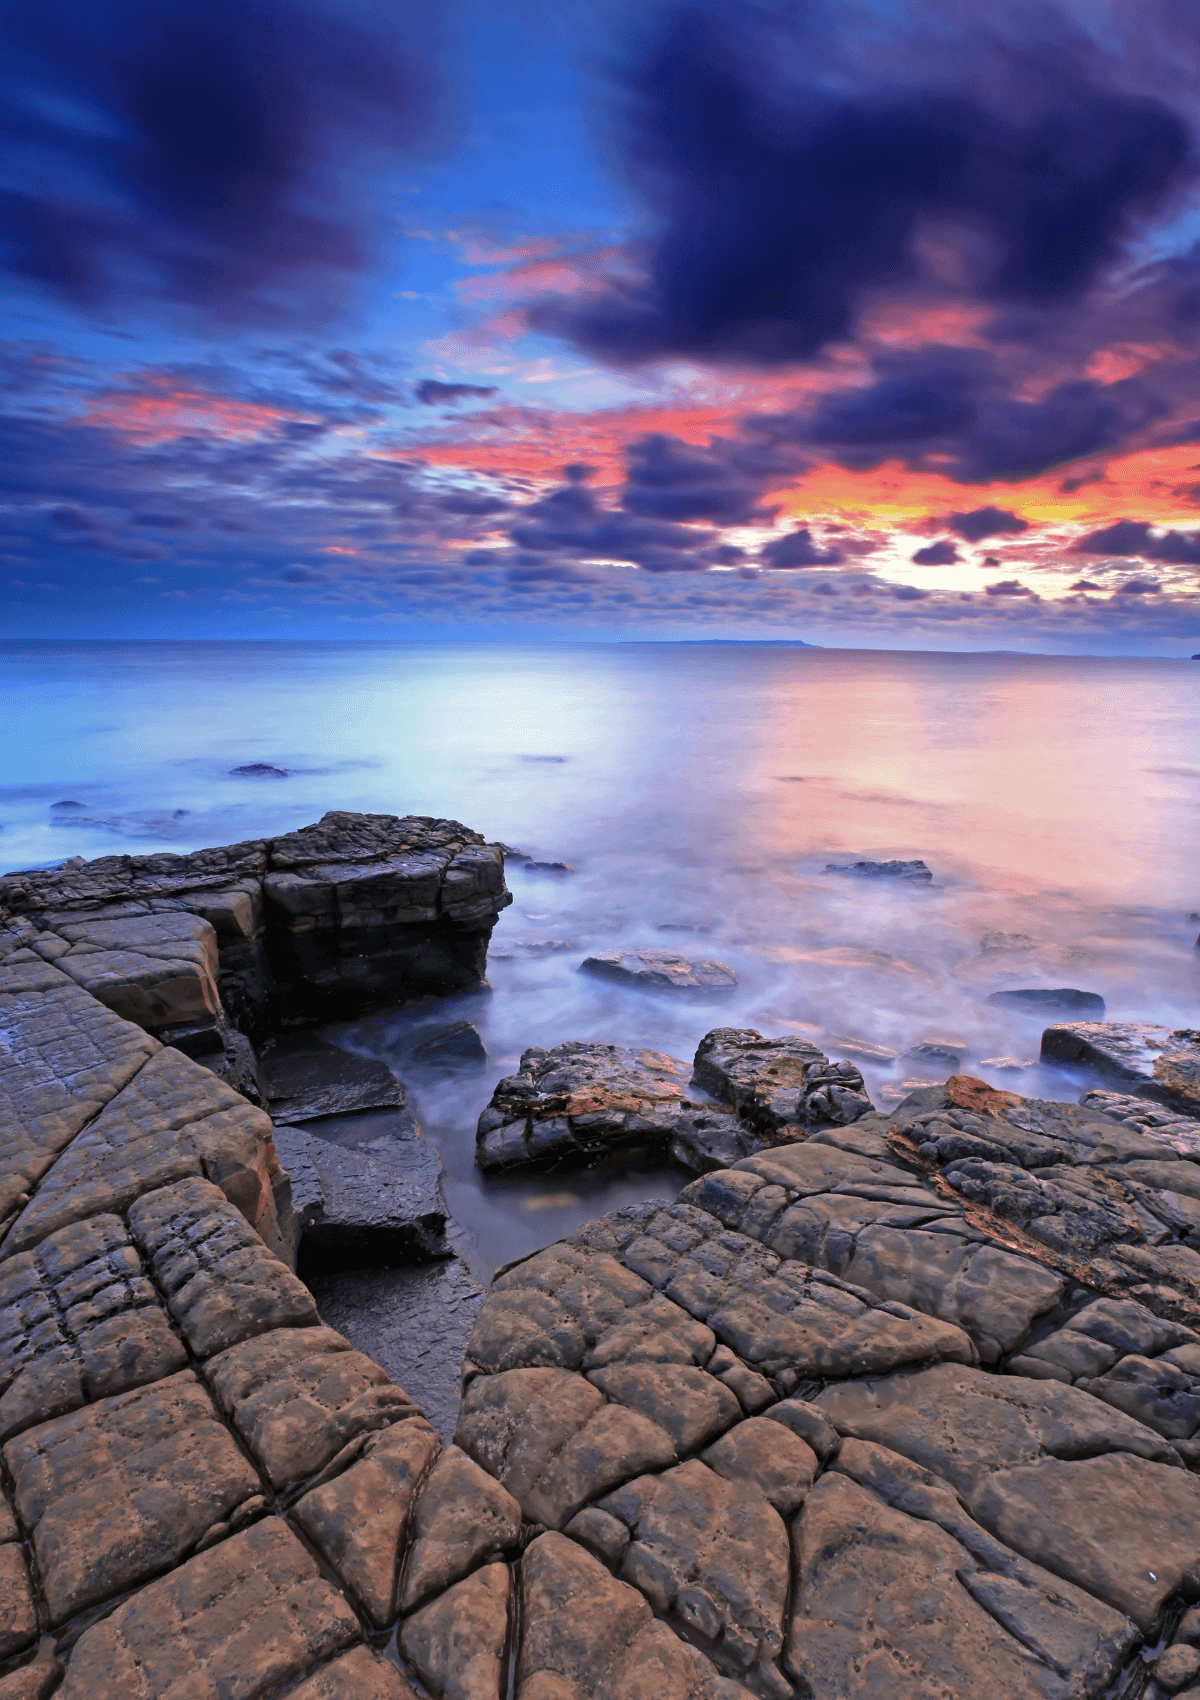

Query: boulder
<box><xmin>692</xmin><ymin>1028</ymin><xmax>873</xmax><ymax>1134</ymax></box>
<box><xmin>262</xmin><ymin>1032</ymin><xmax>406</xmax><ymax>1122</ymax></box>
<box><xmin>824</xmin><ymin>858</ymin><xmax>932</xmax><ymax>881</ymax></box>
<box><xmin>580</xmin><ymin>947</ymin><xmax>737</xmax><ymax>991</ymax></box>
<box><xmin>411</xmin><ymin>1020</ymin><xmax>488</xmax><ymax>1072</ymax></box>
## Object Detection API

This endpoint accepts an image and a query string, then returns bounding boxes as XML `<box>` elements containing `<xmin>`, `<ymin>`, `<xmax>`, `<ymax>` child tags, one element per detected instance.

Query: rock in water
<box><xmin>693</xmin><ymin>1027</ymin><xmax>873</xmax><ymax>1133</ymax></box>
<box><xmin>580</xmin><ymin>947</ymin><xmax>737</xmax><ymax>991</ymax></box>
<box><xmin>988</xmin><ymin>987</ymin><xmax>1106</xmax><ymax>1014</ymax></box>
<box><xmin>411</xmin><ymin>1021</ymin><xmax>488</xmax><ymax>1072</ymax></box>
<box><xmin>476</xmin><ymin>1042</ymin><xmax>692</xmax><ymax>1172</ymax></box>
<box><xmin>1041</xmin><ymin>1021</ymin><xmax>1200</xmax><ymax>1115</ymax></box>
<box><xmin>824</xmin><ymin>858</ymin><xmax>933</xmax><ymax>881</ymax></box>
<box><xmin>229</xmin><ymin>763</ymin><xmax>289</xmax><ymax>777</ymax></box>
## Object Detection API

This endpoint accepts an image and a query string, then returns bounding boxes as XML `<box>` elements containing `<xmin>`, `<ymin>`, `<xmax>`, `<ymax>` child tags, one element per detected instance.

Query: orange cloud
<box><xmin>84</xmin><ymin>377</ymin><xmax>303</xmax><ymax>444</ymax></box>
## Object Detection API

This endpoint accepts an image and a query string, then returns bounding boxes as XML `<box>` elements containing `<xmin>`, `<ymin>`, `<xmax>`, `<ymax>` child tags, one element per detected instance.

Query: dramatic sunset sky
<box><xmin>4</xmin><ymin>0</ymin><xmax>1200</xmax><ymax>650</ymax></box>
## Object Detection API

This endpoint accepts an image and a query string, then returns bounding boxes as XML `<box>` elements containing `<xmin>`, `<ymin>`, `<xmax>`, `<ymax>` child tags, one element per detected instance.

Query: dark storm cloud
<box><xmin>759</xmin><ymin>528</ymin><xmax>842</xmax><ymax>568</ymax></box>
<box><xmin>985</xmin><ymin>579</ymin><xmax>1035</xmax><ymax>596</ymax></box>
<box><xmin>507</xmin><ymin>477</ymin><xmax>717</xmax><ymax>572</ymax></box>
<box><xmin>912</xmin><ymin>540</ymin><xmax>959</xmax><ymax>565</ymax></box>
<box><xmin>1117</xmin><ymin>577</ymin><xmax>1162</xmax><ymax>594</ymax></box>
<box><xmin>948</xmin><ymin>506</ymin><xmax>1029</xmax><ymax>542</ymax></box>
<box><xmin>0</xmin><ymin>0</ymin><xmax>441</xmax><ymax>324</ymax></box>
<box><xmin>534</xmin><ymin>7</ymin><xmax>1193</xmax><ymax>366</ymax></box>
<box><xmin>621</xmin><ymin>433</ymin><xmax>770</xmax><ymax>523</ymax></box>
<box><xmin>415</xmin><ymin>381</ymin><xmax>499</xmax><ymax>405</ymax></box>
<box><xmin>1075</xmin><ymin>519</ymin><xmax>1200</xmax><ymax>562</ymax></box>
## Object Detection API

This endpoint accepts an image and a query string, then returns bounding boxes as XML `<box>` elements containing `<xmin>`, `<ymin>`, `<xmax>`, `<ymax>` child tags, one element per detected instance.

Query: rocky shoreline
<box><xmin>1</xmin><ymin>813</ymin><xmax>1199</xmax><ymax>1698</ymax></box>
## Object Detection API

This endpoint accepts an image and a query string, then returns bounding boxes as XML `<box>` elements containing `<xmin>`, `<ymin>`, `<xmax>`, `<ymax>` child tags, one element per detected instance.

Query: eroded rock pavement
<box><xmin>2</xmin><ymin>824</ymin><xmax>1200</xmax><ymax>1697</ymax></box>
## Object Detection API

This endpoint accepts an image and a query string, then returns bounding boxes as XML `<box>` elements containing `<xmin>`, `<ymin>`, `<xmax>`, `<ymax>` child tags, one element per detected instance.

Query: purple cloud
<box><xmin>948</xmin><ymin>506</ymin><xmax>1029</xmax><ymax>542</ymax></box>
<box><xmin>759</xmin><ymin>528</ymin><xmax>843</xmax><ymax>568</ymax></box>
<box><xmin>912</xmin><ymin>540</ymin><xmax>959</xmax><ymax>565</ymax></box>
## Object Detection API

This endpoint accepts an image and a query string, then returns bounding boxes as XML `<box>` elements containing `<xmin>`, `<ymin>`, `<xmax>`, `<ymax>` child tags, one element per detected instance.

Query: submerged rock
<box><xmin>824</xmin><ymin>858</ymin><xmax>932</xmax><ymax>881</ymax></box>
<box><xmin>987</xmin><ymin>987</ymin><xmax>1106</xmax><ymax>1014</ymax></box>
<box><xmin>581</xmin><ymin>947</ymin><xmax>737</xmax><ymax>991</ymax></box>
<box><xmin>230</xmin><ymin>763</ymin><xmax>289</xmax><ymax>777</ymax></box>
<box><xmin>823</xmin><ymin>1034</ymin><xmax>897</xmax><ymax>1066</ymax></box>
<box><xmin>522</xmin><ymin>859</ymin><xmax>574</xmax><ymax>874</ymax></box>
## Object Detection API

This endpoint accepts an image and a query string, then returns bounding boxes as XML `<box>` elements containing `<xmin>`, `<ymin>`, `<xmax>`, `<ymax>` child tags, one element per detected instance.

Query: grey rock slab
<box><xmin>410</xmin><ymin>1021</ymin><xmax>488</xmax><ymax>1072</ymax></box>
<box><xmin>307</xmin><ymin>1259</ymin><xmax>484</xmax><ymax>1443</ymax></box>
<box><xmin>5</xmin><ymin>1044</ymin><xmax>288</xmax><ymax>1260</ymax></box>
<box><xmin>56</xmin><ymin>1517</ymin><xmax>361</xmax><ymax>1700</ymax></box>
<box><xmin>1081</xmin><ymin>1090</ymin><xmax>1200</xmax><ymax>1157</ymax></box>
<box><xmin>787</xmin><ymin>1470</ymin><xmax>1127</xmax><ymax>1700</ymax></box>
<box><xmin>580</xmin><ymin>948</ymin><xmax>737</xmax><ymax>991</ymax></box>
<box><xmin>476</xmin><ymin>1042</ymin><xmax>692</xmax><ymax>1174</ymax></box>
<box><xmin>3</xmin><ymin>1369</ymin><xmax>262</xmax><ymax>1624</ymax></box>
<box><xmin>399</xmin><ymin>1561</ymin><xmax>510</xmax><ymax>1700</ymax></box>
<box><xmin>517</xmin><ymin>1530</ymin><xmax>751</xmax><ymax>1700</ymax></box>
<box><xmin>0</xmin><ymin>1210</ymin><xmax>187</xmax><ymax>1442</ymax></box>
<box><xmin>262</xmin><ymin>1032</ymin><xmax>404</xmax><ymax>1121</ymax></box>
<box><xmin>0</xmin><ymin>837</ymin><xmax>269</xmax><ymax>920</ymax></box>
<box><xmin>668</xmin><ymin>1105</ymin><xmax>776</xmax><ymax>1176</ymax></box>
<box><xmin>692</xmin><ymin>1028</ymin><xmax>873</xmax><ymax>1135</ymax></box>
<box><xmin>599</xmin><ymin>1459</ymin><xmax>789</xmax><ymax>1688</ymax></box>
<box><xmin>276</xmin><ymin>1114</ymin><xmax>449</xmax><ymax>1267</ymax></box>
<box><xmin>128</xmin><ymin>1175</ymin><xmax>319</xmax><ymax>1356</ymax></box>
<box><xmin>205</xmin><ymin>1324</ymin><xmax>419</xmax><ymax>1490</ymax></box>
<box><xmin>292</xmin><ymin>1416</ymin><xmax>443</xmax><ymax>1626</ymax></box>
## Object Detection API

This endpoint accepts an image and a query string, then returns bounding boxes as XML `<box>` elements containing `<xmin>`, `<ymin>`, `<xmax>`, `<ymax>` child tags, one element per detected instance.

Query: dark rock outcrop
<box><xmin>693</xmin><ymin>1028</ymin><xmax>873</xmax><ymax>1135</ymax></box>
<box><xmin>824</xmin><ymin>858</ymin><xmax>932</xmax><ymax>881</ymax></box>
<box><xmin>1041</xmin><ymin>1021</ymin><xmax>1200</xmax><ymax>1115</ymax></box>
<box><xmin>987</xmin><ymin>988</ymin><xmax>1105</xmax><ymax>1014</ymax></box>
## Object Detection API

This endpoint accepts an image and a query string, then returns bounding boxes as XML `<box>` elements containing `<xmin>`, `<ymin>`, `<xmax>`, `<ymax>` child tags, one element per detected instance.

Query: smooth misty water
<box><xmin>3</xmin><ymin>640</ymin><xmax>1199</xmax><ymax>1279</ymax></box>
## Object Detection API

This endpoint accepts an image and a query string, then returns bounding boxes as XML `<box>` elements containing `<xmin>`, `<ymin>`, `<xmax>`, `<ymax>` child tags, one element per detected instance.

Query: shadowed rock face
<box><xmin>1041</xmin><ymin>1021</ymin><xmax>1200</xmax><ymax>1117</ymax></box>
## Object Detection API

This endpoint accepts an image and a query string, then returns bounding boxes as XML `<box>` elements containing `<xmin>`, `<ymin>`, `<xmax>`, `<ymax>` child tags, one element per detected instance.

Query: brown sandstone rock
<box><xmin>0</xmin><ymin>1211</ymin><xmax>187</xmax><ymax>1441</ymax></box>
<box><xmin>0</xmin><ymin>1541</ymin><xmax>39</xmax><ymax>1658</ymax></box>
<box><xmin>57</xmin><ymin>1518</ymin><xmax>360</xmax><ymax>1699</ymax></box>
<box><xmin>290</xmin><ymin>1647</ymin><xmax>419</xmax><ymax>1699</ymax></box>
<box><xmin>692</xmin><ymin>1028</ymin><xmax>872</xmax><ymax>1134</ymax></box>
<box><xmin>4</xmin><ymin>1369</ymin><xmax>261</xmax><ymax>1624</ymax></box>
<box><xmin>45</xmin><ymin>912</ymin><xmax>222</xmax><ymax>1033</ymax></box>
<box><xmin>517</xmin><ymin>1532</ymin><xmax>751</xmax><ymax>1700</ymax></box>
<box><xmin>293</xmin><ymin>1418</ymin><xmax>442</xmax><ymax>1626</ymax></box>
<box><xmin>399</xmin><ymin>1562</ymin><xmax>511</xmax><ymax>1700</ymax></box>
<box><xmin>399</xmin><ymin>1443</ymin><xmax>523</xmax><ymax>1610</ymax></box>
<box><xmin>128</xmin><ymin>1175</ymin><xmax>317</xmax><ymax>1356</ymax></box>
<box><xmin>205</xmin><ymin>1324</ymin><xmax>417</xmax><ymax>1489</ymax></box>
<box><xmin>0</xmin><ymin>1657</ymin><xmax>65</xmax><ymax>1700</ymax></box>
<box><xmin>5</xmin><ymin>1046</ymin><xmax>287</xmax><ymax>1259</ymax></box>
<box><xmin>700</xmin><ymin>1416</ymin><xmax>817</xmax><ymax>1516</ymax></box>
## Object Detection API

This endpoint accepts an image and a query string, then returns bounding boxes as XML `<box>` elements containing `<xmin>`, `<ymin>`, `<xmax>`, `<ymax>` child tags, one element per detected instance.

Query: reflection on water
<box><xmin>4</xmin><ymin>641</ymin><xmax>1198</xmax><ymax>1276</ymax></box>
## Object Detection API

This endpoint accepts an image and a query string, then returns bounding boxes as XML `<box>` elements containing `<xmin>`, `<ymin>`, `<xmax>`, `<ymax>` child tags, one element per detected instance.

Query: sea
<box><xmin>3</xmin><ymin>639</ymin><xmax>1199</xmax><ymax>1293</ymax></box>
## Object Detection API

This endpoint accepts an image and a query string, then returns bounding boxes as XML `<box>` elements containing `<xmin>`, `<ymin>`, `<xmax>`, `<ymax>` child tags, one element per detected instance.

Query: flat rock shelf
<box><xmin>2</xmin><ymin>818</ymin><xmax>1200</xmax><ymax>1698</ymax></box>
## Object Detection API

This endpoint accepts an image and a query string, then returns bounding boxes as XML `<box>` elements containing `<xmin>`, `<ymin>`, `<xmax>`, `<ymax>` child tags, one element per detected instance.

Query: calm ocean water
<box><xmin>4</xmin><ymin>640</ymin><xmax>1198</xmax><ymax>1275</ymax></box>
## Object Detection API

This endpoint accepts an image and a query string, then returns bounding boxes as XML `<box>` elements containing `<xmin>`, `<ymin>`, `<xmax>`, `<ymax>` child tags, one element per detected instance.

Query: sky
<box><xmin>3</xmin><ymin>0</ymin><xmax>1200</xmax><ymax>652</ymax></box>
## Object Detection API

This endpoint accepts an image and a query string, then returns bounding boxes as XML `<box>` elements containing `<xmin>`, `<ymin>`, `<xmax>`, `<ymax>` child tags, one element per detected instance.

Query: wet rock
<box><xmin>263</xmin><ymin>1033</ymin><xmax>405</xmax><ymax>1121</ymax></box>
<box><xmin>476</xmin><ymin>1042</ymin><xmax>692</xmax><ymax>1173</ymax></box>
<box><xmin>987</xmin><ymin>987</ymin><xmax>1106</xmax><ymax>1014</ymax></box>
<box><xmin>291</xmin><ymin>1647</ymin><xmax>418</xmax><ymax>1699</ymax></box>
<box><xmin>980</xmin><ymin>1055</ymin><xmax>1034</xmax><ymax>1072</ymax></box>
<box><xmin>823</xmin><ymin>1034</ymin><xmax>897</xmax><ymax>1065</ymax></box>
<box><xmin>50</xmin><ymin>800</ymin><xmax>84</xmax><ymax>811</ymax></box>
<box><xmin>57</xmin><ymin>1518</ymin><xmax>360</xmax><ymax>1699</ymax></box>
<box><xmin>700</xmin><ymin>1416</ymin><xmax>816</xmax><ymax>1516</ymax></box>
<box><xmin>274</xmin><ymin>1112</ymin><xmax>449</xmax><ymax>1269</ymax></box>
<box><xmin>1158</xmin><ymin>1646</ymin><xmax>1200</xmax><ymax>1692</ymax></box>
<box><xmin>1041</xmin><ymin>1021</ymin><xmax>1200</xmax><ymax>1115</ymax></box>
<box><xmin>905</xmin><ymin>1038</ymin><xmax>967</xmax><ymax>1068</ymax></box>
<box><xmin>692</xmin><ymin>1028</ymin><xmax>873</xmax><ymax>1135</ymax></box>
<box><xmin>581</xmin><ymin>948</ymin><xmax>737</xmax><ymax>992</ymax></box>
<box><xmin>293</xmin><ymin>1417</ymin><xmax>442</xmax><ymax>1625</ymax></box>
<box><xmin>522</xmin><ymin>860</ymin><xmax>574</xmax><ymax>874</ymax></box>
<box><xmin>38</xmin><ymin>910</ymin><xmax>223</xmax><ymax>1035</ymax></box>
<box><xmin>0</xmin><ymin>1210</ymin><xmax>187</xmax><ymax>1442</ymax></box>
<box><xmin>0</xmin><ymin>1653</ymin><xmax>64</xmax><ymax>1700</ymax></box>
<box><xmin>668</xmin><ymin>1105</ymin><xmax>773</xmax><ymax>1176</ymax></box>
<box><xmin>307</xmin><ymin>1259</ymin><xmax>484</xmax><ymax>1443</ymax></box>
<box><xmin>3</xmin><ymin>1369</ymin><xmax>262</xmax><ymax>1624</ymax></box>
<box><xmin>399</xmin><ymin>1561</ymin><xmax>510</xmax><ymax>1700</ymax></box>
<box><xmin>824</xmin><ymin>858</ymin><xmax>932</xmax><ymax>881</ymax></box>
<box><xmin>411</xmin><ymin>1021</ymin><xmax>488</xmax><ymax>1072</ymax></box>
<box><xmin>205</xmin><ymin>1324</ymin><xmax>419</xmax><ymax>1489</ymax></box>
<box><xmin>230</xmin><ymin>763</ymin><xmax>289</xmax><ymax>777</ymax></box>
<box><xmin>0</xmin><ymin>1515</ymin><xmax>38</xmax><ymax>1657</ymax></box>
<box><xmin>489</xmin><ymin>936</ymin><xmax>574</xmax><ymax>960</ymax></box>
